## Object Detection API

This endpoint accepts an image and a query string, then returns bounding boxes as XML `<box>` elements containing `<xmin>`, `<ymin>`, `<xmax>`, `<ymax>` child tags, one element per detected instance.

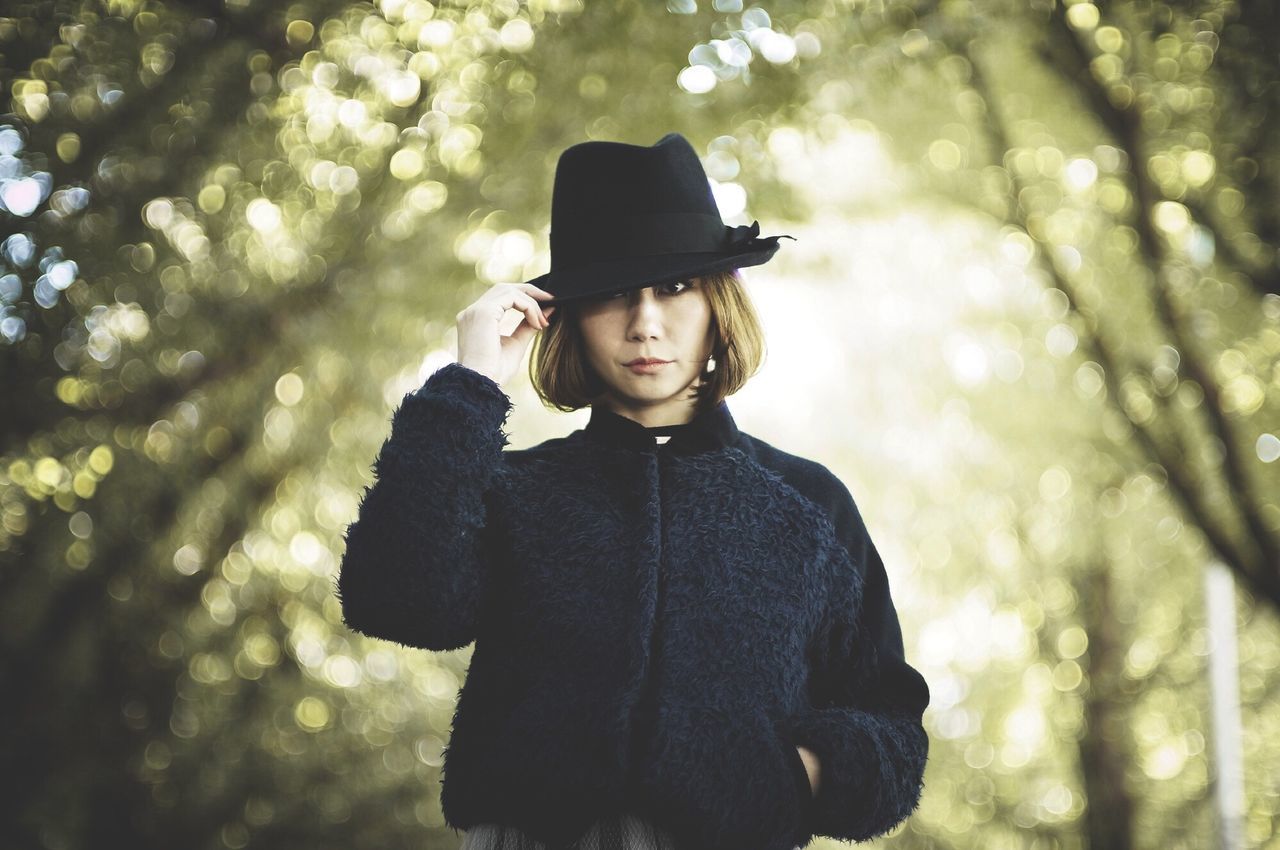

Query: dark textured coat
<box><xmin>334</xmin><ymin>362</ymin><xmax>931</xmax><ymax>850</ymax></box>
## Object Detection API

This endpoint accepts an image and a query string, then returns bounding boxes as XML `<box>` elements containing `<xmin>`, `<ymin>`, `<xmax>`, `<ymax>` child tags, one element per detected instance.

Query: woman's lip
<box><xmin>627</xmin><ymin>361</ymin><xmax>670</xmax><ymax>373</ymax></box>
<box><xmin>626</xmin><ymin>360</ymin><xmax>670</xmax><ymax>365</ymax></box>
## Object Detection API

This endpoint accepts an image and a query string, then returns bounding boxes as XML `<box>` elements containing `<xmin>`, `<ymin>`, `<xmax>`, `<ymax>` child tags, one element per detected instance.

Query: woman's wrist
<box><xmin>797</xmin><ymin>745</ymin><xmax>821</xmax><ymax>796</ymax></box>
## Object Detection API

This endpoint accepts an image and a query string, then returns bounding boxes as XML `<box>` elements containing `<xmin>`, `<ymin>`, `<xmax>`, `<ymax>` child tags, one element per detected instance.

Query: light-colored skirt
<box><xmin>458</xmin><ymin>812</ymin><xmax>682</xmax><ymax>850</ymax></box>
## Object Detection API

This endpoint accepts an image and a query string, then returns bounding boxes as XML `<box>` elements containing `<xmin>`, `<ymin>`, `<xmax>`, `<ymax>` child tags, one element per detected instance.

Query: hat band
<box><xmin>551</xmin><ymin>213</ymin><xmax>778</xmax><ymax>269</ymax></box>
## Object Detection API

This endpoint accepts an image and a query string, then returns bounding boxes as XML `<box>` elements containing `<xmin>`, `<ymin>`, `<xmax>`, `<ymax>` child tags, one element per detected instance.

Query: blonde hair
<box><xmin>528</xmin><ymin>268</ymin><xmax>767</xmax><ymax>413</ymax></box>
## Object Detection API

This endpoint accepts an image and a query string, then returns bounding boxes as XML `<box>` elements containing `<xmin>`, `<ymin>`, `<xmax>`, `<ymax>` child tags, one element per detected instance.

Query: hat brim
<box><xmin>522</xmin><ymin>243</ymin><xmax>783</xmax><ymax>307</ymax></box>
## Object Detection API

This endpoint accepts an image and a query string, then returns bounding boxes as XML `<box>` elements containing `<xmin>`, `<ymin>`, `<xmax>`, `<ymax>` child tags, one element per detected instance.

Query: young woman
<box><xmin>335</xmin><ymin>134</ymin><xmax>931</xmax><ymax>850</ymax></box>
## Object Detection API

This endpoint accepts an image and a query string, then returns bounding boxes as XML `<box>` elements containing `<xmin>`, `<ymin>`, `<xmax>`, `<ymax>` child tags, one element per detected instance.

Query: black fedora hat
<box><xmin>525</xmin><ymin>132</ymin><xmax>795</xmax><ymax>307</ymax></box>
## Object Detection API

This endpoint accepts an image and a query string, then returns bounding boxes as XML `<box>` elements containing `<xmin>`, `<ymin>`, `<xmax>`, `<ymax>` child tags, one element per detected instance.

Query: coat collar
<box><xmin>583</xmin><ymin>398</ymin><xmax>742</xmax><ymax>455</ymax></box>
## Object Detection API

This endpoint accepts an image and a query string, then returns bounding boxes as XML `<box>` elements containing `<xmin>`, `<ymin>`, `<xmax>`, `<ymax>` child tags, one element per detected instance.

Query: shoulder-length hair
<box><xmin>528</xmin><ymin>267</ymin><xmax>767</xmax><ymax>413</ymax></box>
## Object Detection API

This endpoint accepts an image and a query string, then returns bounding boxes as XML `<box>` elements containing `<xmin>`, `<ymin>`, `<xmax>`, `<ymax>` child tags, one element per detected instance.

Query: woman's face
<box><xmin>576</xmin><ymin>277</ymin><xmax>715</xmax><ymax>423</ymax></box>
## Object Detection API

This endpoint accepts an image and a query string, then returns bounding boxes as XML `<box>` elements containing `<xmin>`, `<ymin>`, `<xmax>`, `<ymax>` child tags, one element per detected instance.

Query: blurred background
<box><xmin>2</xmin><ymin>0</ymin><xmax>1278</xmax><ymax>848</ymax></box>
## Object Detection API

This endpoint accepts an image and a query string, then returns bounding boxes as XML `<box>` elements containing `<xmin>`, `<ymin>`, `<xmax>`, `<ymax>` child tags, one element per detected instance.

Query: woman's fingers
<box><xmin>516</xmin><ymin>292</ymin><xmax>548</xmax><ymax>328</ymax></box>
<box><xmin>475</xmin><ymin>283</ymin><xmax>556</xmax><ymax>330</ymax></box>
<box><xmin>507</xmin><ymin>285</ymin><xmax>554</xmax><ymax>328</ymax></box>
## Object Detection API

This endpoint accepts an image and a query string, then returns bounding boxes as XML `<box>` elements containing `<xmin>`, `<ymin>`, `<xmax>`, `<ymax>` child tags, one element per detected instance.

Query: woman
<box><xmin>335</xmin><ymin>134</ymin><xmax>931</xmax><ymax>850</ymax></box>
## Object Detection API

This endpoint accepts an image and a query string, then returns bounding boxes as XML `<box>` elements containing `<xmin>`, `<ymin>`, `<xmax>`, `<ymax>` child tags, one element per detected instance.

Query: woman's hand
<box><xmin>797</xmin><ymin>745</ymin><xmax>821</xmax><ymax>797</ymax></box>
<box><xmin>455</xmin><ymin>282</ymin><xmax>558</xmax><ymax>388</ymax></box>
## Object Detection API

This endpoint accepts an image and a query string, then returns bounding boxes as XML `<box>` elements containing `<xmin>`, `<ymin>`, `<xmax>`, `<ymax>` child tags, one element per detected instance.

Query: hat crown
<box><xmin>551</xmin><ymin>132</ymin><xmax>720</xmax><ymax>221</ymax></box>
<box><xmin>549</xmin><ymin>133</ymin><xmax>725</xmax><ymax>268</ymax></box>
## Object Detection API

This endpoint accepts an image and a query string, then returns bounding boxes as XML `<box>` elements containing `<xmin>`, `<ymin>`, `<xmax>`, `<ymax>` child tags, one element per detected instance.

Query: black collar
<box><xmin>582</xmin><ymin>399</ymin><xmax>742</xmax><ymax>454</ymax></box>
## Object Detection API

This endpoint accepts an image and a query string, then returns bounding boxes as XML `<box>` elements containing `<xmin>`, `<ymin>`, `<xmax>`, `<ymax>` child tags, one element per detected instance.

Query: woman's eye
<box><xmin>604</xmin><ymin>280</ymin><xmax>692</xmax><ymax>300</ymax></box>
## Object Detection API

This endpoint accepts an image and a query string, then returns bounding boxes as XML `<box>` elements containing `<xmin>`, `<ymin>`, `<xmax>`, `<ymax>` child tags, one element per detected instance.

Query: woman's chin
<box><xmin>607</xmin><ymin>373</ymin><xmax>694</xmax><ymax>402</ymax></box>
<box><xmin>620</xmin><ymin>373</ymin><xmax>688</xmax><ymax>391</ymax></box>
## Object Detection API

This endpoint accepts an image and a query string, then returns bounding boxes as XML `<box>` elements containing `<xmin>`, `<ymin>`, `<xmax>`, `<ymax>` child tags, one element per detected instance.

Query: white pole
<box><xmin>1204</xmin><ymin>559</ymin><xmax>1245</xmax><ymax>850</ymax></box>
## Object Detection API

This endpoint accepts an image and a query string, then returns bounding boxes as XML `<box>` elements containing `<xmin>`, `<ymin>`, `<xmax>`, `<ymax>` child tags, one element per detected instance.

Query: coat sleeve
<box><xmin>333</xmin><ymin>361</ymin><xmax>513</xmax><ymax>652</ymax></box>
<box><xmin>785</xmin><ymin>477</ymin><xmax>931</xmax><ymax>842</ymax></box>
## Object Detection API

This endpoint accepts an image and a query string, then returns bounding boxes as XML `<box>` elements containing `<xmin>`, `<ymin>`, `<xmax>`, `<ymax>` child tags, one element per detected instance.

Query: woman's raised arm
<box><xmin>332</xmin><ymin>283</ymin><xmax>555</xmax><ymax>650</ymax></box>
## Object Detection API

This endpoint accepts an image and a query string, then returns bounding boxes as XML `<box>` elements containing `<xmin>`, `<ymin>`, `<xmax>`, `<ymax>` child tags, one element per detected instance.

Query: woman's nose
<box><xmin>627</xmin><ymin>295</ymin><xmax>664</xmax><ymax>334</ymax></box>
